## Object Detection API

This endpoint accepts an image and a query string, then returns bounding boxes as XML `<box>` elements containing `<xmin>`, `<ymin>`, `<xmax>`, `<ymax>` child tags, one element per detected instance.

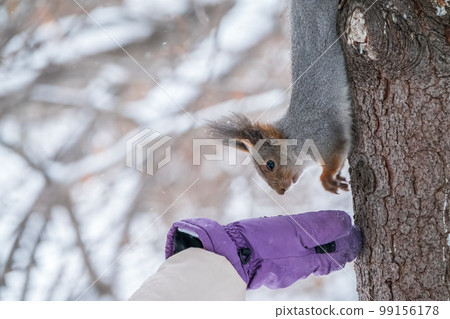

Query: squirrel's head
<box><xmin>208</xmin><ymin>113</ymin><xmax>301</xmax><ymax>195</ymax></box>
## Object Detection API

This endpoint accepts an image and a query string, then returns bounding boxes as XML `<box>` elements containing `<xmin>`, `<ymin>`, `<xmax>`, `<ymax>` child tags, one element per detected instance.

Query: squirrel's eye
<box><xmin>266</xmin><ymin>160</ymin><xmax>275</xmax><ymax>171</ymax></box>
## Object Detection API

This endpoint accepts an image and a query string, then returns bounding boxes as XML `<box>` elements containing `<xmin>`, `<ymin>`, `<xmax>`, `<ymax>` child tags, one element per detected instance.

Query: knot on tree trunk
<box><xmin>339</xmin><ymin>0</ymin><xmax>450</xmax><ymax>81</ymax></box>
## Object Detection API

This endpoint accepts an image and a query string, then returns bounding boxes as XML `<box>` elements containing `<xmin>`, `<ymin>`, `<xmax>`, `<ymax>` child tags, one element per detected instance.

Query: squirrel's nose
<box><xmin>278</xmin><ymin>188</ymin><xmax>286</xmax><ymax>195</ymax></box>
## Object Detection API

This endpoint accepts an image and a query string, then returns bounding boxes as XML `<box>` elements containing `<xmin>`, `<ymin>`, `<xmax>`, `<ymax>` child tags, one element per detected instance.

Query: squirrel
<box><xmin>208</xmin><ymin>0</ymin><xmax>352</xmax><ymax>195</ymax></box>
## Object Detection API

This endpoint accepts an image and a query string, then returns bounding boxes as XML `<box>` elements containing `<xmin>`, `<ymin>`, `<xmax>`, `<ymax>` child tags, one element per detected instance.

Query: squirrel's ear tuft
<box><xmin>207</xmin><ymin>113</ymin><xmax>263</xmax><ymax>152</ymax></box>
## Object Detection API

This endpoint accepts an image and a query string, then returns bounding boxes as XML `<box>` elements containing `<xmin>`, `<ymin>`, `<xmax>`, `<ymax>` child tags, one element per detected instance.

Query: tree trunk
<box><xmin>338</xmin><ymin>0</ymin><xmax>450</xmax><ymax>300</ymax></box>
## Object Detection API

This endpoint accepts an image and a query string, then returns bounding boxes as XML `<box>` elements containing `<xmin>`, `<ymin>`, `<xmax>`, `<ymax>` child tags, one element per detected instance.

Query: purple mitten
<box><xmin>165</xmin><ymin>210</ymin><xmax>362</xmax><ymax>289</ymax></box>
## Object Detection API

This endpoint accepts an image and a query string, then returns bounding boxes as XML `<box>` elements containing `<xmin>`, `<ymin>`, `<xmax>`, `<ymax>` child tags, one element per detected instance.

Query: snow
<box><xmin>435</xmin><ymin>0</ymin><xmax>448</xmax><ymax>16</ymax></box>
<box><xmin>125</xmin><ymin>0</ymin><xmax>189</xmax><ymax>18</ymax></box>
<box><xmin>217</xmin><ymin>0</ymin><xmax>282</xmax><ymax>53</ymax></box>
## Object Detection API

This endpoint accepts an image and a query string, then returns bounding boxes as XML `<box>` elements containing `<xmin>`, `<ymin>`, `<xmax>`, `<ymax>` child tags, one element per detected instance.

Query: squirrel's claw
<box><xmin>338</xmin><ymin>181</ymin><xmax>349</xmax><ymax>192</ymax></box>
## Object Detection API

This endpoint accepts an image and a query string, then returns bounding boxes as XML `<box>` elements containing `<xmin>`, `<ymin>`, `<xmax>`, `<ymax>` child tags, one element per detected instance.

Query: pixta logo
<box><xmin>126</xmin><ymin>129</ymin><xmax>172</xmax><ymax>175</ymax></box>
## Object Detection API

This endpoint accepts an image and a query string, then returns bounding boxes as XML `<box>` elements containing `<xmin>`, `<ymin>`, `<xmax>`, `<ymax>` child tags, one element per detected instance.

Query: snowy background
<box><xmin>0</xmin><ymin>0</ymin><xmax>357</xmax><ymax>300</ymax></box>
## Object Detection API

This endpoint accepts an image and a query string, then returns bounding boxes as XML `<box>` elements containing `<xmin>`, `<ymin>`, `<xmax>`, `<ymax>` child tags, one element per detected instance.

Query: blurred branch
<box><xmin>0</xmin><ymin>181</ymin><xmax>49</xmax><ymax>289</ymax></box>
<box><xmin>0</xmin><ymin>207</ymin><xmax>33</xmax><ymax>288</ymax></box>
<box><xmin>0</xmin><ymin>141</ymin><xmax>51</xmax><ymax>182</ymax></box>
<box><xmin>20</xmin><ymin>213</ymin><xmax>49</xmax><ymax>300</ymax></box>
<box><xmin>63</xmin><ymin>191</ymin><xmax>114</xmax><ymax>299</ymax></box>
<box><xmin>45</xmin><ymin>264</ymin><xmax>66</xmax><ymax>301</ymax></box>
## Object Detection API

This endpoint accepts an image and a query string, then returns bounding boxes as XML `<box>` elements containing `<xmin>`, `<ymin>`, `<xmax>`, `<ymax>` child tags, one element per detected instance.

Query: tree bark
<box><xmin>338</xmin><ymin>0</ymin><xmax>450</xmax><ymax>300</ymax></box>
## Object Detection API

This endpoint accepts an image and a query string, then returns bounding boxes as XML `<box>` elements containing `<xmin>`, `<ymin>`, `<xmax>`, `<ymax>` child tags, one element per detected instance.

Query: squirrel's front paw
<box><xmin>320</xmin><ymin>174</ymin><xmax>349</xmax><ymax>194</ymax></box>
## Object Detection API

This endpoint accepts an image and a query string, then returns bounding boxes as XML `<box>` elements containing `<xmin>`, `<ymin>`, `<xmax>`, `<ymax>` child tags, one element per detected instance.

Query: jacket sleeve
<box><xmin>128</xmin><ymin>248</ymin><xmax>246</xmax><ymax>301</ymax></box>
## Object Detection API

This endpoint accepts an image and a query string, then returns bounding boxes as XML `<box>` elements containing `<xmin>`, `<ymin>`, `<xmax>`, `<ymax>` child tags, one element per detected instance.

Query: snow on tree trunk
<box><xmin>339</xmin><ymin>0</ymin><xmax>449</xmax><ymax>300</ymax></box>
